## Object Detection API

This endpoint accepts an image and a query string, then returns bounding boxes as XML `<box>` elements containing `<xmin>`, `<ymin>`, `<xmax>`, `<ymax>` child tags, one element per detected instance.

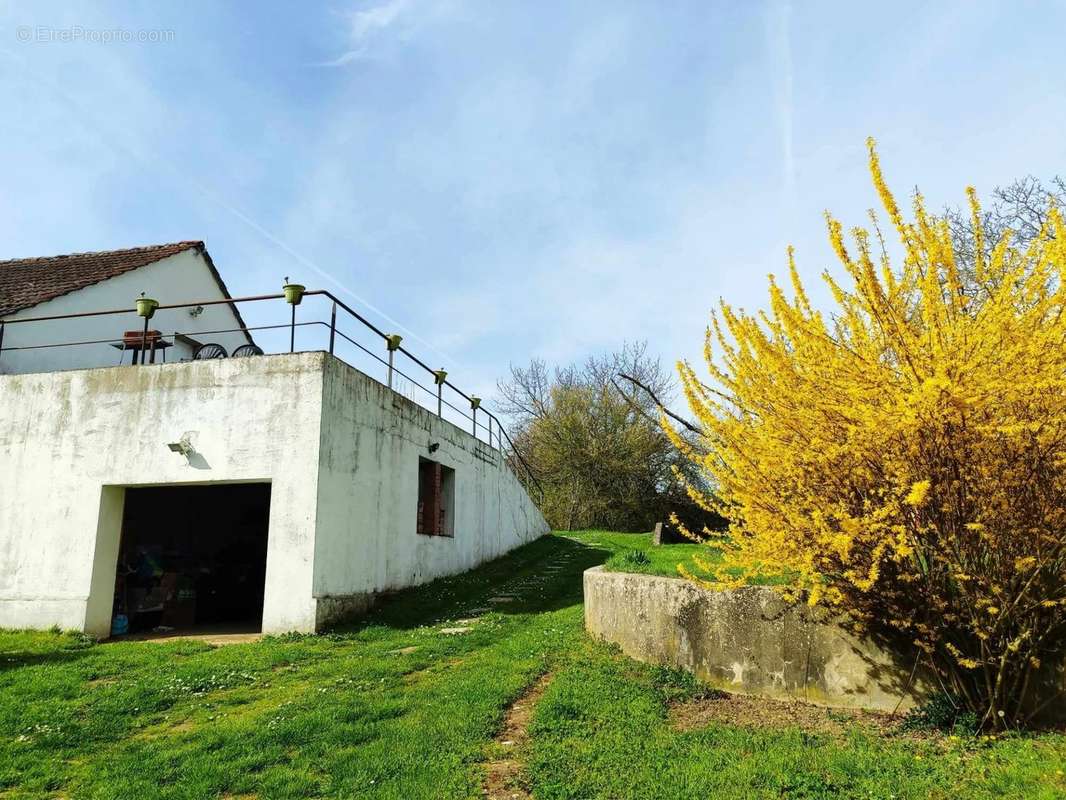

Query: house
<box><xmin>0</xmin><ymin>242</ymin><xmax>251</xmax><ymax>374</ymax></box>
<box><xmin>0</xmin><ymin>244</ymin><xmax>547</xmax><ymax>638</ymax></box>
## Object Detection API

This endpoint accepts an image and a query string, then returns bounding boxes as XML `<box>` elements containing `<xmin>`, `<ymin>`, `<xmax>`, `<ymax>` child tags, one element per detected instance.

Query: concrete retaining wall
<box><xmin>584</xmin><ymin>566</ymin><xmax>934</xmax><ymax>711</ymax></box>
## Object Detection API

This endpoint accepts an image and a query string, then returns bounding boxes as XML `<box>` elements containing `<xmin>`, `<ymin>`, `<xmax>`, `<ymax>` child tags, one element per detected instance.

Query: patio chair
<box><xmin>192</xmin><ymin>343</ymin><xmax>228</xmax><ymax>360</ymax></box>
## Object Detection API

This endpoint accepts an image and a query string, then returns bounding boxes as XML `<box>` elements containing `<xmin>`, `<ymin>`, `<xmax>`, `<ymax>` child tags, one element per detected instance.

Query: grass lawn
<box><xmin>2</xmin><ymin>531</ymin><xmax>1064</xmax><ymax>799</ymax></box>
<box><xmin>573</xmin><ymin>529</ymin><xmax>708</xmax><ymax>578</ymax></box>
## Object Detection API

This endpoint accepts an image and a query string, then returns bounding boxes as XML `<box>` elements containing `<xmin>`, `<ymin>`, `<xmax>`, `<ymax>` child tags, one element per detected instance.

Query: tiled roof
<box><xmin>0</xmin><ymin>241</ymin><xmax>203</xmax><ymax>316</ymax></box>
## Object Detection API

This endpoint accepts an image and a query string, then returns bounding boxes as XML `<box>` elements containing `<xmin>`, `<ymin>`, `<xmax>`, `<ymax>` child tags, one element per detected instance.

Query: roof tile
<box><xmin>0</xmin><ymin>241</ymin><xmax>202</xmax><ymax>316</ymax></box>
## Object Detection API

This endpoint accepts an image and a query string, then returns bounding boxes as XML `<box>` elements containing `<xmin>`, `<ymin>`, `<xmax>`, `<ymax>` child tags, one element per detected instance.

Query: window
<box><xmin>417</xmin><ymin>457</ymin><xmax>455</xmax><ymax>537</ymax></box>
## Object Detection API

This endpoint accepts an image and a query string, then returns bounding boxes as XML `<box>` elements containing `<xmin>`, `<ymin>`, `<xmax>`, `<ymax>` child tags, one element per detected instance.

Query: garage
<box><xmin>110</xmin><ymin>483</ymin><xmax>271</xmax><ymax>637</ymax></box>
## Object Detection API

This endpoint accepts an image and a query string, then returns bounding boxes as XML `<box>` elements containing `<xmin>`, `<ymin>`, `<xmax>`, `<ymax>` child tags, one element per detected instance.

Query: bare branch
<box><xmin>617</xmin><ymin>371</ymin><xmax>706</xmax><ymax>436</ymax></box>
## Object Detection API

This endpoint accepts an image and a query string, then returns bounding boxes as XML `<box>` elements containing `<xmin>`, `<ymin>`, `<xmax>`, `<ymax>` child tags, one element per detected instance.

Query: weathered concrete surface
<box><xmin>584</xmin><ymin>566</ymin><xmax>935</xmax><ymax>711</ymax></box>
<box><xmin>312</xmin><ymin>357</ymin><xmax>548</xmax><ymax>607</ymax></box>
<box><xmin>0</xmin><ymin>352</ymin><xmax>547</xmax><ymax>637</ymax></box>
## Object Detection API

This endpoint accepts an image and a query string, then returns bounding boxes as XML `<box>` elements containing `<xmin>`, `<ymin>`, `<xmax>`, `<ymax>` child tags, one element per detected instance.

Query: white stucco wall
<box><xmin>0</xmin><ymin>248</ymin><xmax>249</xmax><ymax>375</ymax></box>
<box><xmin>0</xmin><ymin>353</ymin><xmax>324</xmax><ymax>636</ymax></box>
<box><xmin>0</xmin><ymin>352</ymin><xmax>548</xmax><ymax>637</ymax></box>
<box><xmin>312</xmin><ymin>358</ymin><xmax>548</xmax><ymax>625</ymax></box>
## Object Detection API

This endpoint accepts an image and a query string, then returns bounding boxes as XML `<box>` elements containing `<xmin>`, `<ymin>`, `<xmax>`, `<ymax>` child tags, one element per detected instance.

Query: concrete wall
<box><xmin>0</xmin><ymin>352</ymin><xmax>547</xmax><ymax>637</ymax></box>
<box><xmin>584</xmin><ymin>566</ymin><xmax>935</xmax><ymax>712</ymax></box>
<box><xmin>0</xmin><ymin>249</ymin><xmax>248</xmax><ymax>375</ymax></box>
<box><xmin>312</xmin><ymin>357</ymin><xmax>548</xmax><ymax>626</ymax></box>
<box><xmin>0</xmin><ymin>353</ymin><xmax>325</xmax><ymax>636</ymax></box>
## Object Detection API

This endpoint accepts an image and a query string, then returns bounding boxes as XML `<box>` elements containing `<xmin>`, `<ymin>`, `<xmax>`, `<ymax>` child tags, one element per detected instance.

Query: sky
<box><xmin>2</xmin><ymin>0</ymin><xmax>1065</xmax><ymax>406</ymax></box>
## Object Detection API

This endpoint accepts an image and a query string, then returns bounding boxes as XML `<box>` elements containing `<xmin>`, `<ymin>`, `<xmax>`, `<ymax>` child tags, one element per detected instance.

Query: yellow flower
<box><xmin>668</xmin><ymin>137</ymin><xmax>1066</xmax><ymax>725</ymax></box>
<box><xmin>904</xmin><ymin>480</ymin><xmax>930</xmax><ymax>506</ymax></box>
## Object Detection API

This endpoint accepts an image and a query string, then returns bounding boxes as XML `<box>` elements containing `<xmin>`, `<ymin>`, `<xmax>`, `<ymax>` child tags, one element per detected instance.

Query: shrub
<box><xmin>622</xmin><ymin>550</ymin><xmax>651</xmax><ymax>567</ymax></box>
<box><xmin>667</xmin><ymin>138</ymin><xmax>1066</xmax><ymax>730</ymax></box>
<box><xmin>900</xmin><ymin>693</ymin><xmax>980</xmax><ymax>735</ymax></box>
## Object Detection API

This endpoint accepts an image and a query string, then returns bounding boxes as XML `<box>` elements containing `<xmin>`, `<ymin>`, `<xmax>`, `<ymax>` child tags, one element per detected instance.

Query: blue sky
<box><xmin>2</xmin><ymin>0</ymin><xmax>1065</xmax><ymax>403</ymax></box>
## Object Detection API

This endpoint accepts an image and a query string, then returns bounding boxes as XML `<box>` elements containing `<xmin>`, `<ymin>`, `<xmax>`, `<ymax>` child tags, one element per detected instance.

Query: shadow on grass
<box><xmin>0</xmin><ymin>646</ymin><xmax>96</xmax><ymax>672</ymax></box>
<box><xmin>326</xmin><ymin>534</ymin><xmax>610</xmax><ymax>635</ymax></box>
<box><xmin>1</xmin><ymin>535</ymin><xmax>610</xmax><ymax>664</ymax></box>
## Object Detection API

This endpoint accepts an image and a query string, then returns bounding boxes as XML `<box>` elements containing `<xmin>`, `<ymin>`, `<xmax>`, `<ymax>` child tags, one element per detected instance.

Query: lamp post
<box><xmin>135</xmin><ymin>292</ymin><xmax>159</xmax><ymax>365</ymax></box>
<box><xmin>433</xmin><ymin>369</ymin><xmax>447</xmax><ymax>418</ymax></box>
<box><xmin>283</xmin><ymin>277</ymin><xmax>305</xmax><ymax>353</ymax></box>
<box><xmin>386</xmin><ymin>334</ymin><xmax>403</xmax><ymax>389</ymax></box>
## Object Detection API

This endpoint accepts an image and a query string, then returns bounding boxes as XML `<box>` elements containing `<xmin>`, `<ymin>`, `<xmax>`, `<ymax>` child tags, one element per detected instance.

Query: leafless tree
<box><xmin>944</xmin><ymin>174</ymin><xmax>1065</xmax><ymax>291</ymax></box>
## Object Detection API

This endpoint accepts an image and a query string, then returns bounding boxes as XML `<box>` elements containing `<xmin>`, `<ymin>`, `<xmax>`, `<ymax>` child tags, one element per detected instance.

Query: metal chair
<box><xmin>231</xmin><ymin>344</ymin><xmax>264</xmax><ymax>357</ymax></box>
<box><xmin>192</xmin><ymin>343</ymin><xmax>228</xmax><ymax>360</ymax></box>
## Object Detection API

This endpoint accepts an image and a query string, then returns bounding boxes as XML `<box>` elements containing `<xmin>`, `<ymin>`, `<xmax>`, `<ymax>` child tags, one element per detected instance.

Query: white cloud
<box><xmin>324</xmin><ymin>0</ymin><xmax>458</xmax><ymax>66</ymax></box>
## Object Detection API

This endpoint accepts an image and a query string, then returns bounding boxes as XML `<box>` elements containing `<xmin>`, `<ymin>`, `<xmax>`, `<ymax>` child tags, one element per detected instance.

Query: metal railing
<box><xmin>0</xmin><ymin>289</ymin><xmax>542</xmax><ymax>499</ymax></box>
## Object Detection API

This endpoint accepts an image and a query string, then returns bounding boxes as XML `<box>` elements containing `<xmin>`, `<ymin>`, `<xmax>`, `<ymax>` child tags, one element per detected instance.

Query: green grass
<box><xmin>570</xmin><ymin>529</ymin><xmax>708</xmax><ymax>578</ymax></box>
<box><xmin>1</xmin><ymin>531</ymin><xmax>1063</xmax><ymax>799</ymax></box>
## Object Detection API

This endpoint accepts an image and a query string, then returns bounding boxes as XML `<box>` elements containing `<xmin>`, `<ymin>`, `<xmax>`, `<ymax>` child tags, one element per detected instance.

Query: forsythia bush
<box><xmin>668</xmin><ymin>139</ymin><xmax>1066</xmax><ymax>729</ymax></box>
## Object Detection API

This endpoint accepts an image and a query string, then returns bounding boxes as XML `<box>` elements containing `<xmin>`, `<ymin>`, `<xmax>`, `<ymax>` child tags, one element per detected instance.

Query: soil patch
<box><xmin>482</xmin><ymin>673</ymin><xmax>553</xmax><ymax>799</ymax></box>
<box><xmin>669</xmin><ymin>691</ymin><xmax>906</xmax><ymax>737</ymax></box>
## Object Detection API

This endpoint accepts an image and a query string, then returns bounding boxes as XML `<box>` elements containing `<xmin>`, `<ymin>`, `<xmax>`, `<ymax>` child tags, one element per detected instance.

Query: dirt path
<box><xmin>482</xmin><ymin>672</ymin><xmax>554</xmax><ymax>799</ymax></box>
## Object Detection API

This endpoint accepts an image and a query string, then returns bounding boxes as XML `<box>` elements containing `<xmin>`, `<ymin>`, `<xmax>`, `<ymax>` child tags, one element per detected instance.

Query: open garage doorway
<box><xmin>110</xmin><ymin>483</ymin><xmax>271</xmax><ymax>638</ymax></box>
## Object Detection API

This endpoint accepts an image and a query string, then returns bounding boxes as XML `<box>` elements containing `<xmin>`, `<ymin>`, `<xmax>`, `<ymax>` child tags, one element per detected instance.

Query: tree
<box><xmin>497</xmin><ymin>342</ymin><xmax>714</xmax><ymax>532</ymax></box>
<box><xmin>669</xmin><ymin>139</ymin><xmax>1066</xmax><ymax>730</ymax></box>
<box><xmin>945</xmin><ymin>174</ymin><xmax>1065</xmax><ymax>295</ymax></box>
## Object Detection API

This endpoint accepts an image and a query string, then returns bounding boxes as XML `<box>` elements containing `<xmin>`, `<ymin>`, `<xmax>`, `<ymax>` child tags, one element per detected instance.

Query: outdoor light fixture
<box><xmin>282</xmin><ymin>277</ymin><xmax>306</xmax><ymax>305</ymax></box>
<box><xmin>470</xmin><ymin>396</ymin><xmax>481</xmax><ymax>410</ymax></box>
<box><xmin>428</xmin><ymin>442</ymin><xmax>440</xmax><ymax>453</ymax></box>
<box><xmin>135</xmin><ymin>292</ymin><xmax>159</xmax><ymax>319</ymax></box>
<box><xmin>433</xmin><ymin>369</ymin><xmax>448</xmax><ymax>385</ymax></box>
<box><xmin>166</xmin><ymin>433</ymin><xmax>194</xmax><ymax>458</ymax></box>
<box><xmin>188</xmin><ymin>305</ymin><xmax>204</xmax><ymax>318</ymax></box>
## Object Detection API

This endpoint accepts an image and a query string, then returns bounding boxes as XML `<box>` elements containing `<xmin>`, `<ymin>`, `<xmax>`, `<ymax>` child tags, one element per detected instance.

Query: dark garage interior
<box><xmin>111</xmin><ymin>483</ymin><xmax>271</xmax><ymax>636</ymax></box>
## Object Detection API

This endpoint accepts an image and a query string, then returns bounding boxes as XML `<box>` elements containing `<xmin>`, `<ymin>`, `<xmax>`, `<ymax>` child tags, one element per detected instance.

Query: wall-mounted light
<box><xmin>166</xmin><ymin>433</ymin><xmax>194</xmax><ymax>457</ymax></box>
<box><xmin>428</xmin><ymin>442</ymin><xmax>440</xmax><ymax>453</ymax></box>
<box><xmin>166</xmin><ymin>432</ymin><xmax>210</xmax><ymax>469</ymax></box>
<box><xmin>188</xmin><ymin>305</ymin><xmax>204</xmax><ymax>318</ymax></box>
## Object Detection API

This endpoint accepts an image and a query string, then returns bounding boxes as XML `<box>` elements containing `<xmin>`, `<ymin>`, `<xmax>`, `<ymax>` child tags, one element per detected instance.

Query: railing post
<box><xmin>135</xmin><ymin>292</ymin><xmax>159</xmax><ymax>366</ymax></box>
<box><xmin>386</xmin><ymin>334</ymin><xmax>403</xmax><ymax>389</ymax></box>
<box><xmin>328</xmin><ymin>301</ymin><xmax>337</xmax><ymax>355</ymax></box>
<box><xmin>140</xmin><ymin>312</ymin><xmax>150</xmax><ymax>365</ymax></box>
<box><xmin>488</xmin><ymin>415</ymin><xmax>493</xmax><ymax>448</ymax></box>
<box><xmin>282</xmin><ymin>278</ymin><xmax>305</xmax><ymax>354</ymax></box>
<box><xmin>433</xmin><ymin>369</ymin><xmax>448</xmax><ymax>418</ymax></box>
<box><xmin>289</xmin><ymin>304</ymin><xmax>296</xmax><ymax>353</ymax></box>
<box><xmin>470</xmin><ymin>396</ymin><xmax>481</xmax><ymax>437</ymax></box>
